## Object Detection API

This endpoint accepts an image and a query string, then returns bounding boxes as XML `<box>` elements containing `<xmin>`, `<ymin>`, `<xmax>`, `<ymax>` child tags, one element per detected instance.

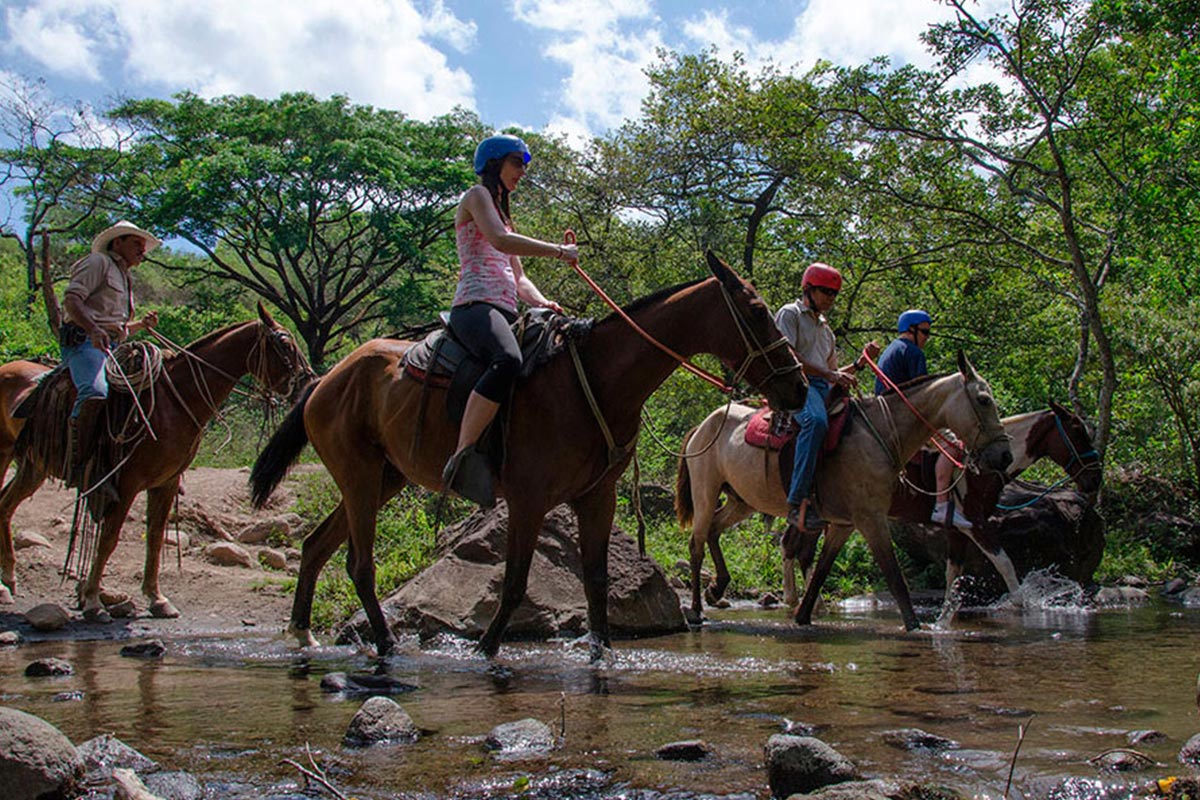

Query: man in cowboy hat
<box><xmin>59</xmin><ymin>220</ymin><xmax>161</xmax><ymax>480</ymax></box>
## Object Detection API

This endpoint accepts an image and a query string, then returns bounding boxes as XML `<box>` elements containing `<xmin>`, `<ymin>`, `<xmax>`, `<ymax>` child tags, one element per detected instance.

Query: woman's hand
<box><xmin>539</xmin><ymin>300</ymin><xmax>564</xmax><ymax>314</ymax></box>
<box><xmin>556</xmin><ymin>244</ymin><xmax>578</xmax><ymax>262</ymax></box>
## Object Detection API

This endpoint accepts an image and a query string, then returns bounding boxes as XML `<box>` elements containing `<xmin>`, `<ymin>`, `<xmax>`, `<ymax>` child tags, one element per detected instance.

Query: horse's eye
<box><xmin>978</xmin><ymin>395</ymin><xmax>992</xmax><ymax>406</ymax></box>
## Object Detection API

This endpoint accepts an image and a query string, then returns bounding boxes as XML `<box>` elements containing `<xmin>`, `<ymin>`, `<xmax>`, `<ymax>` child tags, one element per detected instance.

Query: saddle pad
<box><xmin>745</xmin><ymin>406</ymin><xmax>795</xmax><ymax>451</ymax></box>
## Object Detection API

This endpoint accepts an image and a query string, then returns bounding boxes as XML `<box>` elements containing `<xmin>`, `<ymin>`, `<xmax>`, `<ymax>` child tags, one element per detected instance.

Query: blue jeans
<box><xmin>787</xmin><ymin>377</ymin><xmax>829</xmax><ymax>507</ymax></box>
<box><xmin>62</xmin><ymin>340</ymin><xmax>109</xmax><ymax>418</ymax></box>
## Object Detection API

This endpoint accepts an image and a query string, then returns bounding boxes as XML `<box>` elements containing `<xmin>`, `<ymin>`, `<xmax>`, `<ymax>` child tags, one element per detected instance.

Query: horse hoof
<box><xmin>0</xmin><ymin>586</ymin><xmax>13</xmax><ymax>605</ymax></box>
<box><xmin>684</xmin><ymin>610</ymin><xmax>704</xmax><ymax>629</ymax></box>
<box><xmin>149</xmin><ymin>600</ymin><xmax>180</xmax><ymax>619</ymax></box>
<box><xmin>83</xmin><ymin>607</ymin><xmax>112</xmax><ymax>624</ymax></box>
<box><xmin>287</xmin><ymin>624</ymin><xmax>319</xmax><ymax>648</ymax></box>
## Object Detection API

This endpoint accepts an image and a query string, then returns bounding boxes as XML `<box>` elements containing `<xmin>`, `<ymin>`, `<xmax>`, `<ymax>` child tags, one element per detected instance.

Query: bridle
<box><xmin>1053</xmin><ymin>413</ymin><xmax>1101</xmax><ymax>481</ymax></box>
<box><xmin>246</xmin><ymin>323</ymin><xmax>313</xmax><ymax>399</ymax></box>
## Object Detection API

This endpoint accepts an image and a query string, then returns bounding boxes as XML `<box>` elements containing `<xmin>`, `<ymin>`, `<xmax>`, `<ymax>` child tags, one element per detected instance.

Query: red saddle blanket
<box><xmin>744</xmin><ymin>402</ymin><xmax>850</xmax><ymax>454</ymax></box>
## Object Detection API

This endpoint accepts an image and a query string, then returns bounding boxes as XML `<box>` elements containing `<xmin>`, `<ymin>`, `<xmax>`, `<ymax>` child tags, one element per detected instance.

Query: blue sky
<box><xmin>0</xmin><ymin>0</ymin><xmax>1005</xmax><ymax>144</ymax></box>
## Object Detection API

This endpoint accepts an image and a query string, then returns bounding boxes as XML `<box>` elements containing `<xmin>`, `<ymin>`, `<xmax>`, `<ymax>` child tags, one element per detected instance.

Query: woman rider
<box><xmin>441</xmin><ymin>134</ymin><xmax>579</xmax><ymax>507</ymax></box>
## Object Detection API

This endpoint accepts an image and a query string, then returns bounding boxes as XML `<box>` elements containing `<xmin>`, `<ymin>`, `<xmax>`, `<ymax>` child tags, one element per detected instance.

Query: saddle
<box><xmin>742</xmin><ymin>387</ymin><xmax>853</xmax><ymax>497</ymax></box>
<box><xmin>401</xmin><ymin>308</ymin><xmax>591</xmax><ymax>425</ymax></box>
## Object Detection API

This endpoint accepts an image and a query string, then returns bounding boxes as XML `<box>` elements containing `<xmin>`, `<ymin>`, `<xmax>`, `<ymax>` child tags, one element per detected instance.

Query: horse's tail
<box><xmin>250</xmin><ymin>378</ymin><xmax>319</xmax><ymax>509</ymax></box>
<box><xmin>674</xmin><ymin>425</ymin><xmax>698</xmax><ymax>528</ymax></box>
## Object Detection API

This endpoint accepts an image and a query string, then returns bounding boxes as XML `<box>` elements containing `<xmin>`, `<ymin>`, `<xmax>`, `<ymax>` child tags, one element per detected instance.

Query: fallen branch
<box><xmin>1004</xmin><ymin>715</ymin><xmax>1033</xmax><ymax>800</ymax></box>
<box><xmin>279</xmin><ymin>743</ymin><xmax>349</xmax><ymax>800</ymax></box>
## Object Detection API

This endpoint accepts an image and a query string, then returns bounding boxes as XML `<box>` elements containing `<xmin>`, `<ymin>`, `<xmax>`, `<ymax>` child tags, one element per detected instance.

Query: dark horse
<box><xmin>249</xmin><ymin>252</ymin><xmax>806</xmax><ymax>660</ymax></box>
<box><xmin>0</xmin><ymin>303</ymin><xmax>312</xmax><ymax>616</ymax></box>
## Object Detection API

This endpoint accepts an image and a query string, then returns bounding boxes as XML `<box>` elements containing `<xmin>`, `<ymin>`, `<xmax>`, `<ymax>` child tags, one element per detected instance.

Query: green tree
<box><xmin>113</xmin><ymin>92</ymin><xmax>478</xmax><ymax>369</ymax></box>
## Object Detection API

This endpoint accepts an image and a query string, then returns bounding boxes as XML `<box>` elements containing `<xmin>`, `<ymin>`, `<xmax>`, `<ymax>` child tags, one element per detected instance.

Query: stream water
<box><xmin>3</xmin><ymin>581</ymin><xmax>1199</xmax><ymax>799</ymax></box>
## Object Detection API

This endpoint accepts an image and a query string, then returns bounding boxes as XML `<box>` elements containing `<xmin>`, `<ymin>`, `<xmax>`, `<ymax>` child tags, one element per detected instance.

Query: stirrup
<box><xmin>442</xmin><ymin>447</ymin><xmax>496</xmax><ymax>508</ymax></box>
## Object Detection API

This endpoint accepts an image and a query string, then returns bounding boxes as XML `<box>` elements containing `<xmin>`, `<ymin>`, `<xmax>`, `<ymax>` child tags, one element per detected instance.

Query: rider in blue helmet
<box><xmin>874</xmin><ymin>309</ymin><xmax>972</xmax><ymax>530</ymax></box>
<box><xmin>441</xmin><ymin>134</ymin><xmax>579</xmax><ymax>507</ymax></box>
<box><xmin>473</xmin><ymin>134</ymin><xmax>531</xmax><ymax>175</ymax></box>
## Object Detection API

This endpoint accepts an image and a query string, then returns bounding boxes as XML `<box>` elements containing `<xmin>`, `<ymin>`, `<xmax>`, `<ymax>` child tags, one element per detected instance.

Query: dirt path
<box><xmin>1</xmin><ymin>465</ymin><xmax>323</xmax><ymax>641</ymax></box>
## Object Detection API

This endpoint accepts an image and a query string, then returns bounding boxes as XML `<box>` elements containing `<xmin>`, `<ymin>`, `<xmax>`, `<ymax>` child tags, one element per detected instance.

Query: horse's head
<box><xmin>705</xmin><ymin>251</ymin><xmax>807</xmax><ymax>412</ymax></box>
<box><xmin>249</xmin><ymin>301</ymin><xmax>315</xmax><ymax>399</ymax></box>
<box><xmin>1048</xmin><ymin>399</ymin><xmax>1103</xmax><ymax>496</ymax></box>
<box><xmin>943</xmin><ymin>350</ymin><xmax>1012</xmax><ymax>475</ymax></box>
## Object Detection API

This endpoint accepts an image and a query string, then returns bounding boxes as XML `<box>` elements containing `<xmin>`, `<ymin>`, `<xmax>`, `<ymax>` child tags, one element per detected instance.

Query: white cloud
<box><xmin>3</xmin><ymin>0</ymin><xmax>478</xmax><ymax>118</ymax></box>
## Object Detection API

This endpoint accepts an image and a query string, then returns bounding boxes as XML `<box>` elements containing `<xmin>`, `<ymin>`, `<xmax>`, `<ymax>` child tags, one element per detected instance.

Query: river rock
<box><xmin>258</xmin><ymin>548</ymin><xmax>288</xmax><ymax>570</ymax></box>
<box><xmin>77</xmin><ymin>733</ymin><xmax>157</xmax><ymax>779</ymax></box>
<box><xmin>319</xmin><ymin>671</ymin><xmax>418</xmax><ymax>695</ymax></box>
<box><xmin>655</xmin><ymin>739</ymin><xmax>711</xmax><ymax>761</ymax></box>
<box><xmin>0</xmin><ymin>706</ymin><xmax>84</xmax><ymax>800</ymax></box>
<box><xmin>343</xmin><ymin>697</ymin><xmax>419</xmax><ymax>746</ymax></box>
<box><xmin>25</xmin><ymin>657</ymin><xmax>73</xmax><ymax>676</ymax></box>
<box><xmin>1127</xmin><ymin>729</ymin><xmax>1166</xmax><ymax>745</ymax></box>
<box><xmin>236</xmin><ymin>517</ymin><xmax>290</xmax><ymax>544</ymax></box>
<box><xmin>120</xmin><ymin>640</ymin><xmax>167</xmax><ymax>659</ymax></box>
<box><xmin>485</xmin><ymin>718</ymin><xmax>556</xmax><ymax>758</ymax></box>
<box><xmin>786</xmin><ymin>778</ymin><xmax>969</xmax><ymax>799</ymax></box>
<box><xmin>764</xmin><ymin>734</ymin><xmax>859</xmax><ymax>798</ymax></box>
<box><xmin>142</xmin><ymin>769</ymin><xmax>204</xmax><ymax>800</ymax></box>
<box><xmin>203</xmin><ymin>542</ymin><xmax>255</xmax><ymax>568</ymax></box>
<box><xmin>880</xmin><ymin>728</ymin><xmax>958</xmax><ymax>751</ymax></box>
<box><xmin>1180</xmin><ymin>732</ymin><xmax>1200</xmax><ymax>765</ymax></box>
<box><xmin>0</xmin><ymin>630</ymin><xmax>21</xmax><ymax>646</ymax></box>
<box><xmin>345</xmin><ymin>502</ymin><xmax>685</xmax><ymax>642</ymax></box>
<box><xmin>25</xmin><ymin>602</ymin><xmax>70</xmax><ymax>631</ymax></box>
<box><xmin>892</xmin><ymin>483</ymin><xmax>1104</xmax><ymax>600</ymax></box>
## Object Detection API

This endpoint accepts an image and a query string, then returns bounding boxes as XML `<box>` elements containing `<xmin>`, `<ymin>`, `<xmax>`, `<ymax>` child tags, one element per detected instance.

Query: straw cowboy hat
<box><xmin>91</xmin><ymin>220</ymin><xmax>162</xmax><ymax>254</ymax></box>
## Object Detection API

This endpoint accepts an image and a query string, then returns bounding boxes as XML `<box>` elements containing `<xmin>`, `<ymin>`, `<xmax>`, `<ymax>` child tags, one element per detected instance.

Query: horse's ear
<box><xmin>957</xmin><ymin>349</ymin><xmax>979</xmax><ymax>380</ymax></box>
<box><xmin>1049</xmin><ymin>399</ymin><xmax>1068</xmax><ymax>419</ymax></box>
<box><xmin>706</xmin><ymin>250</ymin><xmax>737</xmax><ymax>286</ymax></box>
<box><xmin>257</xmin><ymin>300</ymin><xmax>276</xmax><ymax>326</ymax></box>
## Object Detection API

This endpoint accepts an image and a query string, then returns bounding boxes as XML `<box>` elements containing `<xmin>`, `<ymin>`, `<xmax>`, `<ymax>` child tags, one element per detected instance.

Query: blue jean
<box><xmin>787</xmin><ymin>377</ymin><xmax>829</xmax><ymax>507</ymax></box>
<box><xmin>62</xmin><ymin>340</ymin><xmax>109</xmax><ymax>418</ymax></box>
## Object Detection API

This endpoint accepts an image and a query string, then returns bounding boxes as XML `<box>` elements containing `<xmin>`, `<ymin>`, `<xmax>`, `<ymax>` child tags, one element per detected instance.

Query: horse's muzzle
<box><xmin>767</xmin><ymin>370</ymin><xmax>807</xmax><ymax>413</ymax></box>
<box><xmin>979</xmin><ymin>439</ymin><xmax>1013</xmax><ymax>474</ymax></box>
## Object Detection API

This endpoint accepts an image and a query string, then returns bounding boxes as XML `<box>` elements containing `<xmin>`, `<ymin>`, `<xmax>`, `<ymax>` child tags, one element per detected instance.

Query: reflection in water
<box><xmin>1</xmin><ymin>599</ymin><xmax>1198</xmax><ymax>799</ymax></box>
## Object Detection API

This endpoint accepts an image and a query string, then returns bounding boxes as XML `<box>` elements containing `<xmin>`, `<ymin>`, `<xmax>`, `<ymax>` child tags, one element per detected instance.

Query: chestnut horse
<box><xmin>0</xmin><ymin>360</ymin><xmax>51</xmax><ymax>486</ymax></box>
<box><xmin>249</xmin><ymin>252</ymin><xmax>806</xmax><ymax>660</ymax></box>
<box><xmin>0</xmin><ymin>303</ymin><xmax>312</xmax><ymax>615</ymax></box>
<box><xmin>675</xmin><ymin>353</ymin><xmax>1012</xmax><ymax>631</ymax></box>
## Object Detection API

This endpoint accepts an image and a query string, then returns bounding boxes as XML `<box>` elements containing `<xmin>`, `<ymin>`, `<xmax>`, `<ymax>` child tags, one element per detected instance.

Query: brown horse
<box><xmin>0</xmin><ymin>360</ymin><xmax>51</xmax><ymax>486</ymax></box>
<box><xmin>676</xmin><ymin>353</ymin><xmax>1012</xmax><ymax>631</ymax></box>
<box><xmin>0</xmin><ymin>303</ymin><xmax>312</xmax><ymax>615</ymax></box>
<box><xmin>249</xmin><ymin>252</ymin><xmax>807</xmax><ymax>660</ymax></box>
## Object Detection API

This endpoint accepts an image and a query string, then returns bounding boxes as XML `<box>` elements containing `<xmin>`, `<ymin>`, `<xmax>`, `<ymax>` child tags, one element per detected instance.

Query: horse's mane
<box><xmin>166</xmin><ymin>319</ymin><xmax>255</xmax><ymax>360</ymax></box>
<box><xmin>876</xmin><ymin>371</ymin><xmax>947</xmax><ymax>396</ymax></box>
<box><xmin>603</xmin><ymin>276</ymin><xmax>707</xmax><ymax>323</ymax></box>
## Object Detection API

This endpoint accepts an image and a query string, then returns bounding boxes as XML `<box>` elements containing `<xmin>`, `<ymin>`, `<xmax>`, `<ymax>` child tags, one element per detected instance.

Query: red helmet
<box><xmin>802</xmin><ymin>262</ymin><xmax>842</xmax><ymax>291</ymax></box>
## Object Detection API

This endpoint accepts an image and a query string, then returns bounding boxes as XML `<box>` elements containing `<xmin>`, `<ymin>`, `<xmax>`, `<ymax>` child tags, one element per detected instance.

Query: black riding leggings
<box><xmin>448</xmin><ymin>302</ymin><xmax>522</xmax><ymax>403</ymax></box>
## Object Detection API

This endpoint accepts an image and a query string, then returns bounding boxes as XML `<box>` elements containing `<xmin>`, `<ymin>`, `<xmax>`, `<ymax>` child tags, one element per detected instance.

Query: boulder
<box><xmin>25</xmin><ymin>602</ymin><xmax>70</xmax><ymax>631</ymax></box>
<box><xmin>343</xmin><ymin>697</ymin><xmax>419</xmax><ymax>746</ymax></box>
<box><xmin>202</xmin><ymin>542</ymin><xmax>255</xmax><ymax>569</ymax></box>
<box><xmin>77</xmin><ymin>733</ymin><xmax>157</xmax><ymax>780</ymax></box>
<box><xmin>0</xmin><ymin>706</ymin><xmax>84</xmax><ymax>800</ymax></box>
<box><xmin>764</xmin><ymin>734</ymin><xmax>859</xmax><ymax>798</ymax></box>
<box><xmin>1180</xmin><ymin>732</ymin><xmax>1200</xmax><ymax>765</ymax></box>
<box><xmin>892</xmin><ymin>482</ymin><xmax>1104</xmax><ymax>600</ymax></box>
<box><xmin>25</xmin><ymin>657</ymin><xmax>73</xmax><ymax>677</ymax></box>
<box><xmin>344</xmin><ymin>502</ymin><xmax>685</xmax><ymax>643</ymax></box>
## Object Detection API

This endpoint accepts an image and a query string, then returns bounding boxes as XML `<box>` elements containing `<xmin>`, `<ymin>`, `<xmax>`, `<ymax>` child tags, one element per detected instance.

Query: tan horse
<box><xmin>0</xmin><ymin>303</ymin><xmax>312</xmax><ymax>615</ymax></box>
<box><xmin>249</xmin><ymin>252</ymin><xmax>807</xmax><ymax>660</ymax></box>
<box><xmin>676</xmin><ymin>352</ymin><xmax>1012</xmax><ymax>631</ymax></box>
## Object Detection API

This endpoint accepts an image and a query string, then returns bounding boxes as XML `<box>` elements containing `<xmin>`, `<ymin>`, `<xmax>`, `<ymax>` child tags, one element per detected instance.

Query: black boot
<box><xmin>67</xmin><ymin>398</ymin><xmax>105</xmax><ymax>490</ymax></box>
<box><xmin>442</xmin><ymin>446</ymin><xmax>496</xmax><ymax>508</ymax></box>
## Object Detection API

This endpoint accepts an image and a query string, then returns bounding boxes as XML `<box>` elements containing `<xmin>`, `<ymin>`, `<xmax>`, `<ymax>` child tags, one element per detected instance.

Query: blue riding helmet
<box><xmin>473</xmin><ymin>135</ymin><xmax>531</xmax><ymax>175</ymax></box>
<box><xmin>897</xmin><ymin>309</ymin><xmax>931</xmax><ymax>333</ymax></box>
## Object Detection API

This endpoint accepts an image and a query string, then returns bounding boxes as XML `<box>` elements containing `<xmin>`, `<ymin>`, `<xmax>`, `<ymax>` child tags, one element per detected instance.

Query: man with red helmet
<box><xmin>774</xmin><ymin>262</ymin><xmax>879</xmax><ymax>530</ymax></box>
